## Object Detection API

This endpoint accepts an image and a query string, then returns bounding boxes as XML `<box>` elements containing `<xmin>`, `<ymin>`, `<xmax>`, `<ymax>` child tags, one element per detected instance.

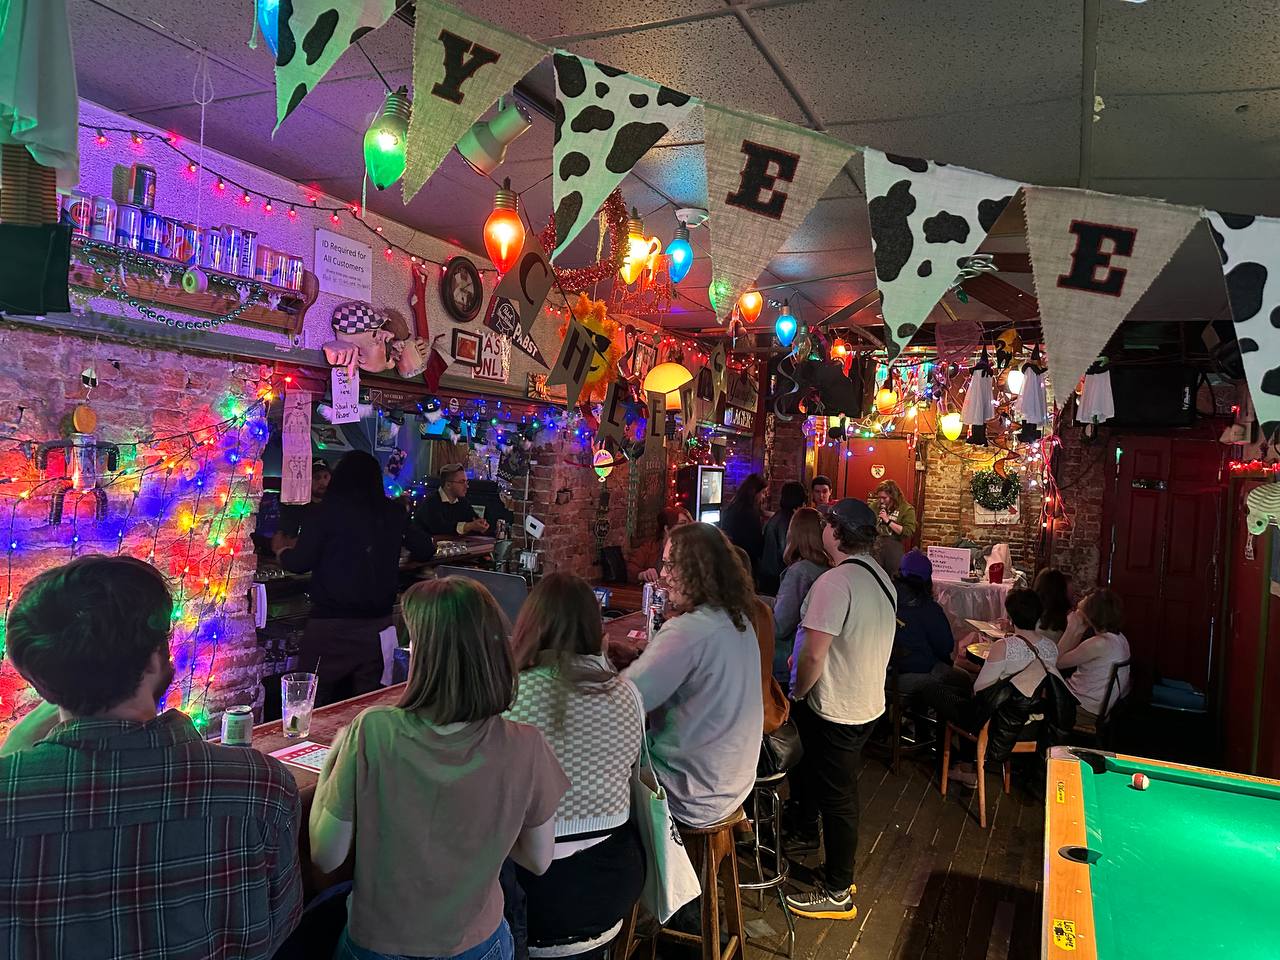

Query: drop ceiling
<box><xmin>69</xmin><ymin>0</ymin><xmax>1280</xmax><ymax>335</ymax></box>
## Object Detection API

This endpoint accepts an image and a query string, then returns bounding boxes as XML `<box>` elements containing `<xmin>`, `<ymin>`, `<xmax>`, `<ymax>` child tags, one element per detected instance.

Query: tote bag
<box><xmin>627</xmin><ymin>684</ymin><xmax>699</xmax><ymax>923</ymax></box>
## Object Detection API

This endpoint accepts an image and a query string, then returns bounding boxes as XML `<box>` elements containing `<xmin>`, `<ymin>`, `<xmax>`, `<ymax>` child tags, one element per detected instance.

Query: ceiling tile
<box><xmin>779</xmin><ymin>197</ymin><xmax>871</xmax><ymax>254</ymax></box>
<box><xmin>1091</xmin><ymin>177</ymin><xmax>1280</xmax><ymax>219</ymax></box>
<box><xmin>445</xmin><ymin>0</ymin><xmax>729</xmax><ymax>43</ymax></box>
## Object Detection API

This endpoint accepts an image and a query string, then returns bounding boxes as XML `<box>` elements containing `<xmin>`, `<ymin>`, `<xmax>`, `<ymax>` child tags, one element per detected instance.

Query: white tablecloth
<box><xmin>934</xmin><ymin>579</ymin><xmax>1013</xmax><ymax>640</ymax></box>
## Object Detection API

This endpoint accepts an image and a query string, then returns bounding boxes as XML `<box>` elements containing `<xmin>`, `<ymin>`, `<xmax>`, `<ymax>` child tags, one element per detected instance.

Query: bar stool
<box><xmin>740</xmin><ymin>771</ymin><xmax>796</xmax><ymax>957</ymax></box>
<box><xmin>656</xmin><ymin>808</ymin><xmax>747</xmax><ymax>960</ymax></box>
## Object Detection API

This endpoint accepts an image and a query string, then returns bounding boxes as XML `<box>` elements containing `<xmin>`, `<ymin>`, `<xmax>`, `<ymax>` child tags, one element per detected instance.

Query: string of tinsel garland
<box><xmin>80</xmin><ymin>240</ymin><xmax>264</xmax><ymax>330</ymax></box>
<box><xmin>538</xmin><ymin>189</ymin><xmax>628</xmax><ymax>292</ymax></box>
<box><xmin>971</xmin><ymin>469</ymin><xmax>1021</xmax><ymax>510</ymax></box>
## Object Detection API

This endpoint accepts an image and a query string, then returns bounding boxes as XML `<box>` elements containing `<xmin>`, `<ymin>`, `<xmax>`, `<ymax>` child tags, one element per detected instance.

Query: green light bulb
<box><xmin>364</xmin><ymin>88</ymin><xmax>412</xmax><ymax>191</ymax></box>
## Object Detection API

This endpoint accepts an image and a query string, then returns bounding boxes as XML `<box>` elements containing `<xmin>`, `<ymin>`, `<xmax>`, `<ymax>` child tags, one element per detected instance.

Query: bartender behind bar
<box><xmin>417</xmin><ymin>463</ymin><xmax>490</xmax><ymax>536</ymax></box>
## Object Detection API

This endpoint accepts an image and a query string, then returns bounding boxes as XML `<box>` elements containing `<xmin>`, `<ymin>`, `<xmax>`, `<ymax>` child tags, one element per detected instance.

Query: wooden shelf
<box><xmin>69</xmin><ymin>238</ymin><xmax>315</xmax><ymax>335</ymax></box>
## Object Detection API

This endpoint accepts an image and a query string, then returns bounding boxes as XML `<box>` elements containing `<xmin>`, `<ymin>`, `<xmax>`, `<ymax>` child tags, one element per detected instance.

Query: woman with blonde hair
<box><xmin>624</xmin><ymin>522</ymin><xmax>763</xmax><ymax>827</ymax></box>
<box><xmin>873</xmin><ymin>479</ymin><xmax>917</xmax><ymax>542</ymax></box>
<box><xmin>505</xmin><ymin>573</ymin><xmax>645</xmax><ymax>960</ymax></box>
<box><xmin>311</xmin><ymin>577</ymin><xmax>569</xmax><ymax>960</ymax></box>
<box><xmin>772</xmin><ymin>507</ymin><xmax>830</xmax><ymax>685</ymax></box>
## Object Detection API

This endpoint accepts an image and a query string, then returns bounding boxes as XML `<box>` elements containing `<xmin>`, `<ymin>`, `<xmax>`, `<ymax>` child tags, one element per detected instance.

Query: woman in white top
<box><xmin>1057</xmin><ymin>588</ymin><xmax>1131</xmax><ymax>722</ymax></box>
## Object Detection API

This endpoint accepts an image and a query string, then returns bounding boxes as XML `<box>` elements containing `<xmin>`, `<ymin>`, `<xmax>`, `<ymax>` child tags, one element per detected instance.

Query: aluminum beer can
<box><xmin>171</xmin><ymin>221</ymin><xmax>198</xmax><ymax>263</ymax></box>
<box><xmin>221</xmin><ymin>704</ymin><xmax>253</xmax><ymax>746</ymax></box>
<box><xmin>239</xmin><ymin>229</ymin><xmax>259</xmax><ymax>278</ymax></box>
<box><xmin>200</xmin><ymin>226</ymin><xmax>228</xmax><ymax>271</ymax></box>
<box><xmin>89</xmin><ymin>196</ymin><xmax>117</xmax><ymax>242</ymax></box>
<box><xmin>224</xmin><ymin>226</ymin><xmax>247</xmax><ymax>275</ymax></box>
<box><xmin>127</xmin><ymin>164</ymin><xmax>157</xmax><ymax>209</ymax></box>
<box><xmin>140</xmin><ymin>210</ymin><xmax>167</xmax><ymax>255</ymax></box>
<box><xmin>282</xmin><ymin>255</ymin><xmax>304</xmax><ymax>291</ymax></box>
<box><xmin>115</xmin><ymin>204</ymin><xmax>144</xmax><ymax>250</ymax></box>
<box><xmin>62</xmin><ymin>191</ymin><xmax>92</xmax><ymax>236</ymax></box>
<box><xmin>255</xmin><ymin>245</ymin><xmax>280</xmax><ymax>284</ymax></box>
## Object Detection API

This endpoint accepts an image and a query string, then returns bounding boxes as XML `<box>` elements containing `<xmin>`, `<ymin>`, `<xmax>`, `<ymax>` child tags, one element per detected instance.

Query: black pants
<box><xmin>789</xmin><ymin>700</ymin><xmax>875</xmax><ymax>892</ymax></box>
<box><xmin>301</xmin><ymin>616</ymin><xmax>391</xmax><ymax>708</ymax></box>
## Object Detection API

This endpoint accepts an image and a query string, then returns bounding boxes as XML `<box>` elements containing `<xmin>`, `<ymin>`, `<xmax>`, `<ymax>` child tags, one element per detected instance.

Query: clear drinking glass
<box><xmin>281</xmin><ymin>672</ymin><xmax>318</xmax><ymax>739</ymax></box>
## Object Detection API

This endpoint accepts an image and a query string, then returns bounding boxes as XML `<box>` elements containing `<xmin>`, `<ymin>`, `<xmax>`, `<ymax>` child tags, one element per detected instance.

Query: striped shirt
<box><xmin>0</xmin><ymin>709</ymin><xmax>302</xmax><ymax>960</ymax></box>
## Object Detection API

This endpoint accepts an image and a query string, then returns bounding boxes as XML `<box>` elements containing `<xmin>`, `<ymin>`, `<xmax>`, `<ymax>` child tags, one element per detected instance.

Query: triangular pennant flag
<box><xmin>703</xmin><ymin>106</ymin><xmax>855</xmax><ymax>319</ymax></box>
<box><xmin>864</xmin><ymin>150</ymin><xmax>1021</xmax><ymax>360</ymax></box>
<box><xmin>551</xmin><ymin>53</ymin><xmax>697</xmax><ymax>259</ymax></box>
<box><xmin>402</xmin><ymin>0</ymin><xmax>547</xmax><ymax>202</ymax></box>
<box><xmin>274</xmin><ymin>0</ymin><xmax>398</xmax><ymax>132</ymax></box>
<box><xmin>679</xmin><ymin>380</ymin><xmax>697</xmax><ymax>439</ymax></box>
<box><xmin>484</xmin><ymin>296</ymin><xmax>549</xmax><ymax>369</ymax></box>
<box><xmin>493</xmin><ymin>230</ymin><xmax>555</xmax><ymax>328</ymax></box>
<box><xmin>1205</xmin><ymin>211</ymin><xmax>1280</xmax><ymax>443</ymax></box>
<box><xmin>709</xmin><ymin>342</ymin><xmax>729</xmax><ymax>413</ymax></box>
<box><xmin>547</xmin><ymin>316</ymin><xmax>607</xmax><ymax>410</ymax></box>
<box><xmin>1024</xmin><ymin>188</ymin><xmax>1200</xmax><ymax>407</ymax></box>
<box><xmin>643</xmin><ymin>391</ymin><xmax>666</xmax><ymax>460</ymax></box>
<box><xmin>595</xmin><ymin>380</ymin><xmax>628</xmax><ymax>448</ymax></box>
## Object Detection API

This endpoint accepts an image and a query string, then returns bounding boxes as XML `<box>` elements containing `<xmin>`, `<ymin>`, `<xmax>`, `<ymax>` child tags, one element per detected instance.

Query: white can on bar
<box><xmin>221</xmin><ymin>704</ymin><xmax>254</xmax><ymax>746</ymax></box>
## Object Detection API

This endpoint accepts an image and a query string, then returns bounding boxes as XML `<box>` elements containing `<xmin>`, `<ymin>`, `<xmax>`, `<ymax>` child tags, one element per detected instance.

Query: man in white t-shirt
<box><xmin>785</xmin><ymin>499</ymin><xmax>897</xmax><ymax>922</ymax></box>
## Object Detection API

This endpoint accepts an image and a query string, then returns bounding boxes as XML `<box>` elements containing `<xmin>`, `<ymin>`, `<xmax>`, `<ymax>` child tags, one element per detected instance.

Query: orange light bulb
<box><xmin>738</xmin><ymin>291</ymin><xmax>763</xmax><ymax>324</ymax></box>
<box><xmin>483</xmin><ymin>179</ymin><xmax>524</xmax><ymax>276</ymax></box>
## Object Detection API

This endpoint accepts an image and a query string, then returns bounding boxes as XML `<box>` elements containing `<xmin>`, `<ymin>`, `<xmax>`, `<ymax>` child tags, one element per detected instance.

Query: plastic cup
<box><xmin>281</xmin><ymin>672</ymin><xmax>318</xmax><ymax>739</ymax></box>
<box><xmin>989</xmin><ymin>562</ymin><xmax>1005</xmax><ymax>584</ymax></box>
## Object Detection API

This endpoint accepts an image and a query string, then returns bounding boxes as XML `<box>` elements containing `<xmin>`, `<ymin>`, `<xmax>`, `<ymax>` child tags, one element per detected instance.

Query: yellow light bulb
<box><xmin>940</xmin><ymin>412</ymin><xmax>964</xmax><ymax>442</ymax></box>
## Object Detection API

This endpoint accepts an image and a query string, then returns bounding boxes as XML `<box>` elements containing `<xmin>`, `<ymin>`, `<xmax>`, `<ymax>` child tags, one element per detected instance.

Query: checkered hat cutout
<box><xmin>332</xmin><ymin>301</ymin><xmax>386</xmax><ymax>335</ymax></box>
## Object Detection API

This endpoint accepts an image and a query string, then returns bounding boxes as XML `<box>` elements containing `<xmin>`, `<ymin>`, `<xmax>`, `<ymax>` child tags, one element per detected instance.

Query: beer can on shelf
<box><xmin>89</xmin><ymin>196</ymin><xmax>117</xmax><ymax>242</ymax></box>
<box><xmin>238</xmin><ymin>229</ymin><xmax>259</xmax><ymax>278</ymax></box>
<box><xmin>254</xmin><ymin>245</ymin><xmax>280</xmax><ymax>284</ymax></box>
<box><xmin>115</xmin><ymin>204</ymin><xmax>145</xmax><ymax>250</ymax></box>
<box><xmin>171</xmin><ymin>221</ymin><xmax>198</xmax><ymax>264</ymax></box>
<box><xmin>224</xmin><ymin>226</ymin><xmax>248</xmax><ymax>275</ymax></box>
<box><xmin>200</xmin><ymin>226</ymin><xmax>228</xmax><ymax>272</ymax></box>
<box><xmin>62</xmin><ymin>191</ymin><xmax>92</xmax><ymax>236</ymax></box>
<box><xmin>282</xmin><ymin>255</ymin><xmax>304</xmax><ymax>291</ymax></box>
<box><xmin>127</xmin><ymin>164</ymin><xmax>157</xmax><ymax>209</ymax></box>
<box><xmin>221</xmin><ymin>704</ymin><xmax>253</xmax><ymax>746</ymax></box>
<box><xmin>140</xmin><ymin>210</ymin><xmax>167</xmax><ymax>255</ymax></box>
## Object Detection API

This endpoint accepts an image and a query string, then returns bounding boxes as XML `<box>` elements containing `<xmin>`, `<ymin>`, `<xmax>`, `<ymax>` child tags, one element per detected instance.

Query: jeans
<box><xmin>788</xmin><ymin>700</ymin><xmax>876</xmax><ymax>892</ymax></box>
<box><xmin>335</xmin><ymin>920</ymin><xmax>514</xmax><ymax>960</ymax></box>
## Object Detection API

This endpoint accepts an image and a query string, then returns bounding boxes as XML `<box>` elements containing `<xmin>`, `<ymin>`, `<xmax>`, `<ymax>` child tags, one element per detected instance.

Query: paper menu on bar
<box><xmin>269</xmin><ymin>741</ymin><xmax>330</xmax><ymax>773</ymax></box>
<box><xmin>965</xmin><ymin>619</ymin><xmax>1008</xmax><ymax>639</ymax></box>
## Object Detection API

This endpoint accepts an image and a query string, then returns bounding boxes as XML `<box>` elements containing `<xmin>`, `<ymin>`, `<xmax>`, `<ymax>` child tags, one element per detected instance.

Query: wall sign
<box><xmin>726</xmin><ymin>368</ymin><xmax>759</xmax><ymax>411</ymax></box>
<box><xmin>314</xmin><ymin>228</ymin><xmax>372</xmax><ymax>301</ymax></box>
<box><xmin>329</xmin><ymin>367</ymin><xmax>361</xmax><ymax>425</ymax></box>
<box><xmin>975</xmin><ymin>502</ymin><xmax>1020</xmax><ymax>525</ymax></box>
<box><xmin>473</xmin><ymin>330</ymin><xmax>511</xmax><ymax>383</ymax></box>
<box><xmin>723</xmin><ymin>406</ymin><xmax>755</xmax><ymax>431</ymax></box>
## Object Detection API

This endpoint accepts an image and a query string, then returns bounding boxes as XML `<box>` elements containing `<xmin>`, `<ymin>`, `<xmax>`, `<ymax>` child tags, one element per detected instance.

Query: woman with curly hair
<box><xmin>623</xmin><ymin>522</ymin><xmax>763</xmax><ymax>827</ymax></box>
<box><xmin>873</xmin><ymin>479</ymin><xmax>917</xmax><ymax>543</ymax></box>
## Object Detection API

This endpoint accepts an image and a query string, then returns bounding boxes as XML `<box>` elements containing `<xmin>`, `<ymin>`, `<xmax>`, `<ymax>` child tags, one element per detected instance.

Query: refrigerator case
<box><xmin>677</xmin><ymin>465</ymin><xmax>725</xmax><ymax>524</ymax></box>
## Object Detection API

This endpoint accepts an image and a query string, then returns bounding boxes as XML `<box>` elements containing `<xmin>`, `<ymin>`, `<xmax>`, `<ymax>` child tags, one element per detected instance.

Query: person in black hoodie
<box><xmin>718</xmin><ymin>472</ymin><xmax>768</xmax><ymax>586</ymax></box>
<box><xmin>278</xmin><ymin>451</ymin><xmax>435</xmax><ymax>706</ymax></box>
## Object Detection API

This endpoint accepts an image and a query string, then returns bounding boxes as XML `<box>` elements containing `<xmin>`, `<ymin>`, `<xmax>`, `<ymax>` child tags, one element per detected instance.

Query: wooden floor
<box><xmin>677</xmin><ymin>752</ymin><xmax>1046</xmax><ymax>960</ymax></box>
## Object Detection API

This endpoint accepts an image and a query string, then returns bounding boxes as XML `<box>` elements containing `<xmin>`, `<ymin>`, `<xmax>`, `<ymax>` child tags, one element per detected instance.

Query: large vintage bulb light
<box><xmin>774</xmin><ymin>302</ymin><xmax>798</xmax><ymax>347</ymax></box>
<box><xmin>363</xmin><ymin>88</ymin><xmax>412</xmax><ymax>190</ymax></box>
<box><xmin>620</xmin><ymin>209</ymin><xmax>659</xmax><ymax>285</ymax></box>
<box><xmin>483</xmin><ymin>179</ymin><xmax>524</xmax><ymax>275</ymax></box>
<box><xmin>665</xmin><ymin>223</ymin><xmax>694</xmax><ymax>284</ymax></box>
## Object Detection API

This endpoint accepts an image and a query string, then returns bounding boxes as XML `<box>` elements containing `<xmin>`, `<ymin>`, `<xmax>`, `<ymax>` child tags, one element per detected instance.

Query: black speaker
<box><xmin>1108</xmin><ymin>365</ymin><xmax>1198</xmax><ymax>428</ymax></box>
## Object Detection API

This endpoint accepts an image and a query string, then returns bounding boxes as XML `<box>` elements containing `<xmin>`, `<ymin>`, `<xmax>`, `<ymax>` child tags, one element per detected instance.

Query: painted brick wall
<box><xmin>0</xmin><ymin>322</ymin><xmax>266</xmax><ymax>744</ymax></box>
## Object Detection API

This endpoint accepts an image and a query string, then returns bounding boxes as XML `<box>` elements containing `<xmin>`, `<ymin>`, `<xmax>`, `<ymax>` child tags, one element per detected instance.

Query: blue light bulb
<box><xmin>666</xmin><ymin>224</ymin><xmax>693</xmax><ymax>284</ymax></box>
<box><xmin>256</xmin><ymin>0</ymin><xmax>281</xmax><ymax>57</ymax></box>
<box><xmin>774</xmin><ymin>304</ymin><xmax>798</xmax><ymax>348</ymax></box>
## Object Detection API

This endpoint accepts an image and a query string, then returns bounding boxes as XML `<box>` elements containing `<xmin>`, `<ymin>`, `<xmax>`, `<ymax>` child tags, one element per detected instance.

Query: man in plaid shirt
<box><xmin>0</xmin><ymin>556</ymin><xmax>303</xmax><ymax>959</ymax></box>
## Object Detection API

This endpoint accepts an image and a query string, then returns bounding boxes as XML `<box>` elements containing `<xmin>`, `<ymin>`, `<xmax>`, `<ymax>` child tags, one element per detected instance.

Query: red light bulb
<box><xmin>483</xmin><ymin>179</ymin><xmax>524</xmax><ymax>276</ymax></box>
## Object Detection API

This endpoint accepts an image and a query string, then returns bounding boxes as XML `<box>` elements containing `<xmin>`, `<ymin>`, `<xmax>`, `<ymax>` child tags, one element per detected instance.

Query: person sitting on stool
<box><xmin>417</xmin><ymin>464</ymin><xmax>490</xmax><ymax>537</ymax></box>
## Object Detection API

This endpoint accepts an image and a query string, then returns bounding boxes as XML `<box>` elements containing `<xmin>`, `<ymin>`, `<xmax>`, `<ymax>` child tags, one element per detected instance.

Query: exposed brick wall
<box><xmin>765</xmin><ymin>414</ymin><xmax>808</xmax><ymax>508</ymax></box>
<box><xmin>1043</xmin><ymin>423</ymin><xmax>1109</xmax><ymax>588</ymax></box>
<box><xmin>0</xmin><ymin>323</ymin><xmax>265</xmax><ymax>744</ymax></box>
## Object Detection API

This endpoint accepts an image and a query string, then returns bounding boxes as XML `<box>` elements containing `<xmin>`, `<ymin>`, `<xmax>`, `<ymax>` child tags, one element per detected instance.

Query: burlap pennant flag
<box><xmin>864</xmin><ymin>150</ymin><xmax>1021</xmax><ymax>359</ymax></box>
<box><xmin>708</xmin><ymin>342</ymin><xmax>729</xmax><ymax>412</ymax></box>
<box><xmin>493</xmin><ymin>230</ymin><xmax>556</xmax><ymax>329</ymax></box>
<box><xmin>595</xmin><ymin>380</ymin><xmax>629</xmax><ymax>449</ymax></box>
<box><xmin>1024</xmin><ymin>188</ymin><xmax>1200</xmax><ymax>406</ymax></box>
<box><xmin>547</xmin><ymin>316</ymin><xmax>607</xmax><ymax>410</ymax></box>
<box><xmin>274</xmin><ymin>0</ymin><xmax>398</xmax><ymax>132</ymax></box>
<box><xmin>704</xmin><ymin>107</ymin><xmax>855</xmax><ymax>320</ymax></box>
<box><xmin>679</xmin><ymin>380</ymin><xmax>698</xmax><ymax>438</ymax></box>
<box><xmin>643</xmin><ymin>391</ymin><xmax>666</xmax><ymax>460</ymax></box>
<box><xmin>551</xmin><ymin>53</ymin><xmax>697</xmax><ymax>259</ymax></box>
<box><xmin>1205</xmin><ymin>211</ymin><xmax>1280</xmax><ymax>442</ymax></box>
<box><xmin>402</xmin><ymin>0</ymin><xmax>547</xmax><ymax>202</ymax></box>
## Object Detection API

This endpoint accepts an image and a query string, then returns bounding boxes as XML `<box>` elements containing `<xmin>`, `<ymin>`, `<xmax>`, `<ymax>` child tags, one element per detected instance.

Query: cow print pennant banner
<box><xmin>402</xmin><ymin>0</ymin><xmax>548</xmax><ymax>202</ymax></box>
<box><xmin>1024</xmin><ymin>187</ymin><xmax>1200</xmax><ymax>408</ymax></box>
<box><xmin>703</xmin><ymin>105</ymin><xmax>855</xmax><ymax>321</ymax></box>
<box><xmin>551</xmin><ymin>53</ymin><xmax>696</xmax><ymax>260</ymax></box>
<box><xmin>864</xmin><ymin>149</ymin><xmax>1021</xmax><ymax>360</ymax></box>
<box><xmin>274</xmin><ymin>0</ymin><xmax>398</xmax><ymax>132</ymax></box>
<box><xmin>1205</xmin><ymin>210</ymin><xmax>1280</xmax><ymax>443</ymax></box>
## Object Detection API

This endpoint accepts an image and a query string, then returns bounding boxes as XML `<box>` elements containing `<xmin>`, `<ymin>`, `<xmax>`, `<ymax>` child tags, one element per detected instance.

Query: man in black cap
<box><xmin>784</xmin><ymin>498</ymin><xmax>897</xmax><ymax>923</ymax></box>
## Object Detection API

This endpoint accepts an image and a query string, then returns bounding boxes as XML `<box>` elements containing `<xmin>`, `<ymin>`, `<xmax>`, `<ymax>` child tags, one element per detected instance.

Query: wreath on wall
<box><xmin>971</xmin><ymin>469</ymin><xmax>1021</xmax><ymax>511</ymax></box>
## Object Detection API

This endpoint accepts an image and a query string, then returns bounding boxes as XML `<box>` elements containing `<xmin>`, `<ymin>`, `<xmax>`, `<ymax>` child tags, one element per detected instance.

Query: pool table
<box><xmin>1044</xmin><ymin>747</ymin><xmax>1280</xmax><ymax>959</ymax></box>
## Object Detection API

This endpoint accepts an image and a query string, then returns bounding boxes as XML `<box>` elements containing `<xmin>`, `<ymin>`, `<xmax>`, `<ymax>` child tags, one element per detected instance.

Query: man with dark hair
<box><xmin>416</xmin><ymin>463</ymin><xmax>490</xmax><ymax>536</ymax></box>
<box><xmin>0</xmin><ymin>556</ymin><xmax>302</xmax><ymax>959</ymax></box>
<box><xmin>810</xmin><ymin>475</ymin><xmax>833</xmax><ymax>512</ymax></box>
<box><xmin>785</xmin><ymin>499</ymin><xmax>896</xmax><ymax>922</ymax></box>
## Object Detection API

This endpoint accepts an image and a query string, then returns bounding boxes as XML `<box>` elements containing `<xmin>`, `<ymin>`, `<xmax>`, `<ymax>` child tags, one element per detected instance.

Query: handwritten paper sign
<box><xmin>927</xmin><ymin>545</ymin><xmax>973</xmax><ymax>582</ymax></box>
<box><xmin>281</xmin><ymin>388</ymin><xmax>313</xmax><ymax>504</ymax></box>
<box><xmin>314</xmin><ymin>227</ymin><xmax>372</xmax><ymax>301</ymax></box>
<box><xmin>473</xmin><ymin>330</ymin><xmax>511</xmax><ymax>383</ymax></box>
<box><xmin>329</xmin><ymin>367</ymin><xmax>361</xmax><ymax>424</ymax></box>
<box><xmin>485</xmin><ymin>296</ymin><xmax>549</xmax><ymax>368</ymax></box>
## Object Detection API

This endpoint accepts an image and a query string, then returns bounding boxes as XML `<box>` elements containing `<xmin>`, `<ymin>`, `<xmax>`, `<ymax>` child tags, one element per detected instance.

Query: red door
<box><xmin>815</xmin><ymin>438</ymin><xmax>915</xmax><ymax>505</ymax></box>
<box><xmin>1103</xmin><ymin>436</ymin><xmax>1226</xmax><ymax>693</ymax></box>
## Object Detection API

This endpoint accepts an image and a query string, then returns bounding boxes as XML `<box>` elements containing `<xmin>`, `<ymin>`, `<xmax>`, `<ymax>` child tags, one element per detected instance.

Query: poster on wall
<box><xmin>474</xmin><ymin>331</ymin><xmax>511</xmax><ymax>383</ymax></box>
<box><xmin>975</xmin><ymin>502</ymin><xmax>1020</xmax><ymax>525</ymax></box>
<box><xmin>314</xmin><ymin>228</ymin><xmax>372</xmax><ymax>301</ymax></box>
<box><xmin>281</xmin><ymin>389</ymin><xmax>313</xmax><ymax>504</ymax></box>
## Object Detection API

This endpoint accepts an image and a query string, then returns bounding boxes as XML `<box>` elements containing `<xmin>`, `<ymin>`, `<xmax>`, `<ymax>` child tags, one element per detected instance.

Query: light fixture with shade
<box><xmin>875</xmin><ymin>382</ymin><xmax>899</xmax><ymax>415</ymax></box>
<box><xmin>619</xmin><ymin>209</ymin><xmax>661</xmax><ymax>286</ymax></box>
<box><xmin>483</xmin><ymin>178</ymin><xmax>524</xmax><ymax>275</ymax></box>
<box><xmin>363</xmin><ymin>87</ymin><xmax>412</xmax><ymax>190</ymax></box>
<box><xmin>456</xmin><ymin>99</ymin><xmax>532</xmax><ymax>176</ymax></box>
<box><xmin>666</xmin><ymin>222</ymin><xmax>694</xmax><ymax>284</ymax></box>
<box><xmin>1005</xmin><ymin>367</ymin><xmax>1025</xmax><ymax>396</ymax></box>
<box><xmin>256</xmin><ymin>0</ymin><xmax>281</xmax><ymax>56</ymax></box>
<box><xmin>738</xmin><ymin>290</ymin><xmax>763</xmax><ymax>324</ymax></box>
<box><xmin>940</xmin><ymin>412</ymin><xmax>964</xmax><ymax>441</ymax></box>
<box><xmin>774</xmin><ymin>301</ymin><xmax>798</xmax><ymax>347</ymax></box>
<box><xmin>642</xmin><ymin>361</ymin><xmax>693</xmax><ymax>396</ymax></box>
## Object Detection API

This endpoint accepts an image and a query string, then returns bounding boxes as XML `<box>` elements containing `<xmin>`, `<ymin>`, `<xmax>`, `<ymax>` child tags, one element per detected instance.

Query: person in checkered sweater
<box><xmin>505</xmin><ymin>574</ymin><xmax>645</xmax><ymax>959</ymax></box>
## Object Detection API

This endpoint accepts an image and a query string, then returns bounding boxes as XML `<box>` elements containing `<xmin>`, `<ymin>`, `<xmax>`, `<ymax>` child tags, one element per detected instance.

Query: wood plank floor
<box><xmin>657</xmin><ymin>752</ymin><xmax>1046</xmax><ymax>960</ymax></box>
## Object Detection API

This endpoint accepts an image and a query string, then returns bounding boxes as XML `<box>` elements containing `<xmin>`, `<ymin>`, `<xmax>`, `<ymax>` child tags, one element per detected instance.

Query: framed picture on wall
<box><xmin>633</xmin><ymin>340</ymin><xmax>658</xmax><ymax>382</ymax></box>
<box><xmin>452</xmin><ymin>329</ymin><xmax>481</xmax><ymax>367</ymax></box>
<box><xmin>311</xmin><ymin>424</ymin><xmax>352</xmax><ymax>452</ymax></box>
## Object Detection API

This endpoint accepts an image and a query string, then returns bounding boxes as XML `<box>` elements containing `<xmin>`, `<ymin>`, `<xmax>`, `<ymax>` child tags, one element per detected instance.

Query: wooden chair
<box><xmin>1072</xmin><ymin>658</ymin><xmax>1131</xmax><ymax>747</ymax></box>
<box><xmin>612</xmin><ymin>903</ymin><xmax>642</xmax><ymax>960</ymax></box>
<box><xmin>656</xmin><ymin>808</ymin><xmax>747</xmax><ymax>960</ymax></box>
<box><xmin>940</xmin><ymin>720</ymin><xmax>1036</xmax><ymax>828</ymax></box>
